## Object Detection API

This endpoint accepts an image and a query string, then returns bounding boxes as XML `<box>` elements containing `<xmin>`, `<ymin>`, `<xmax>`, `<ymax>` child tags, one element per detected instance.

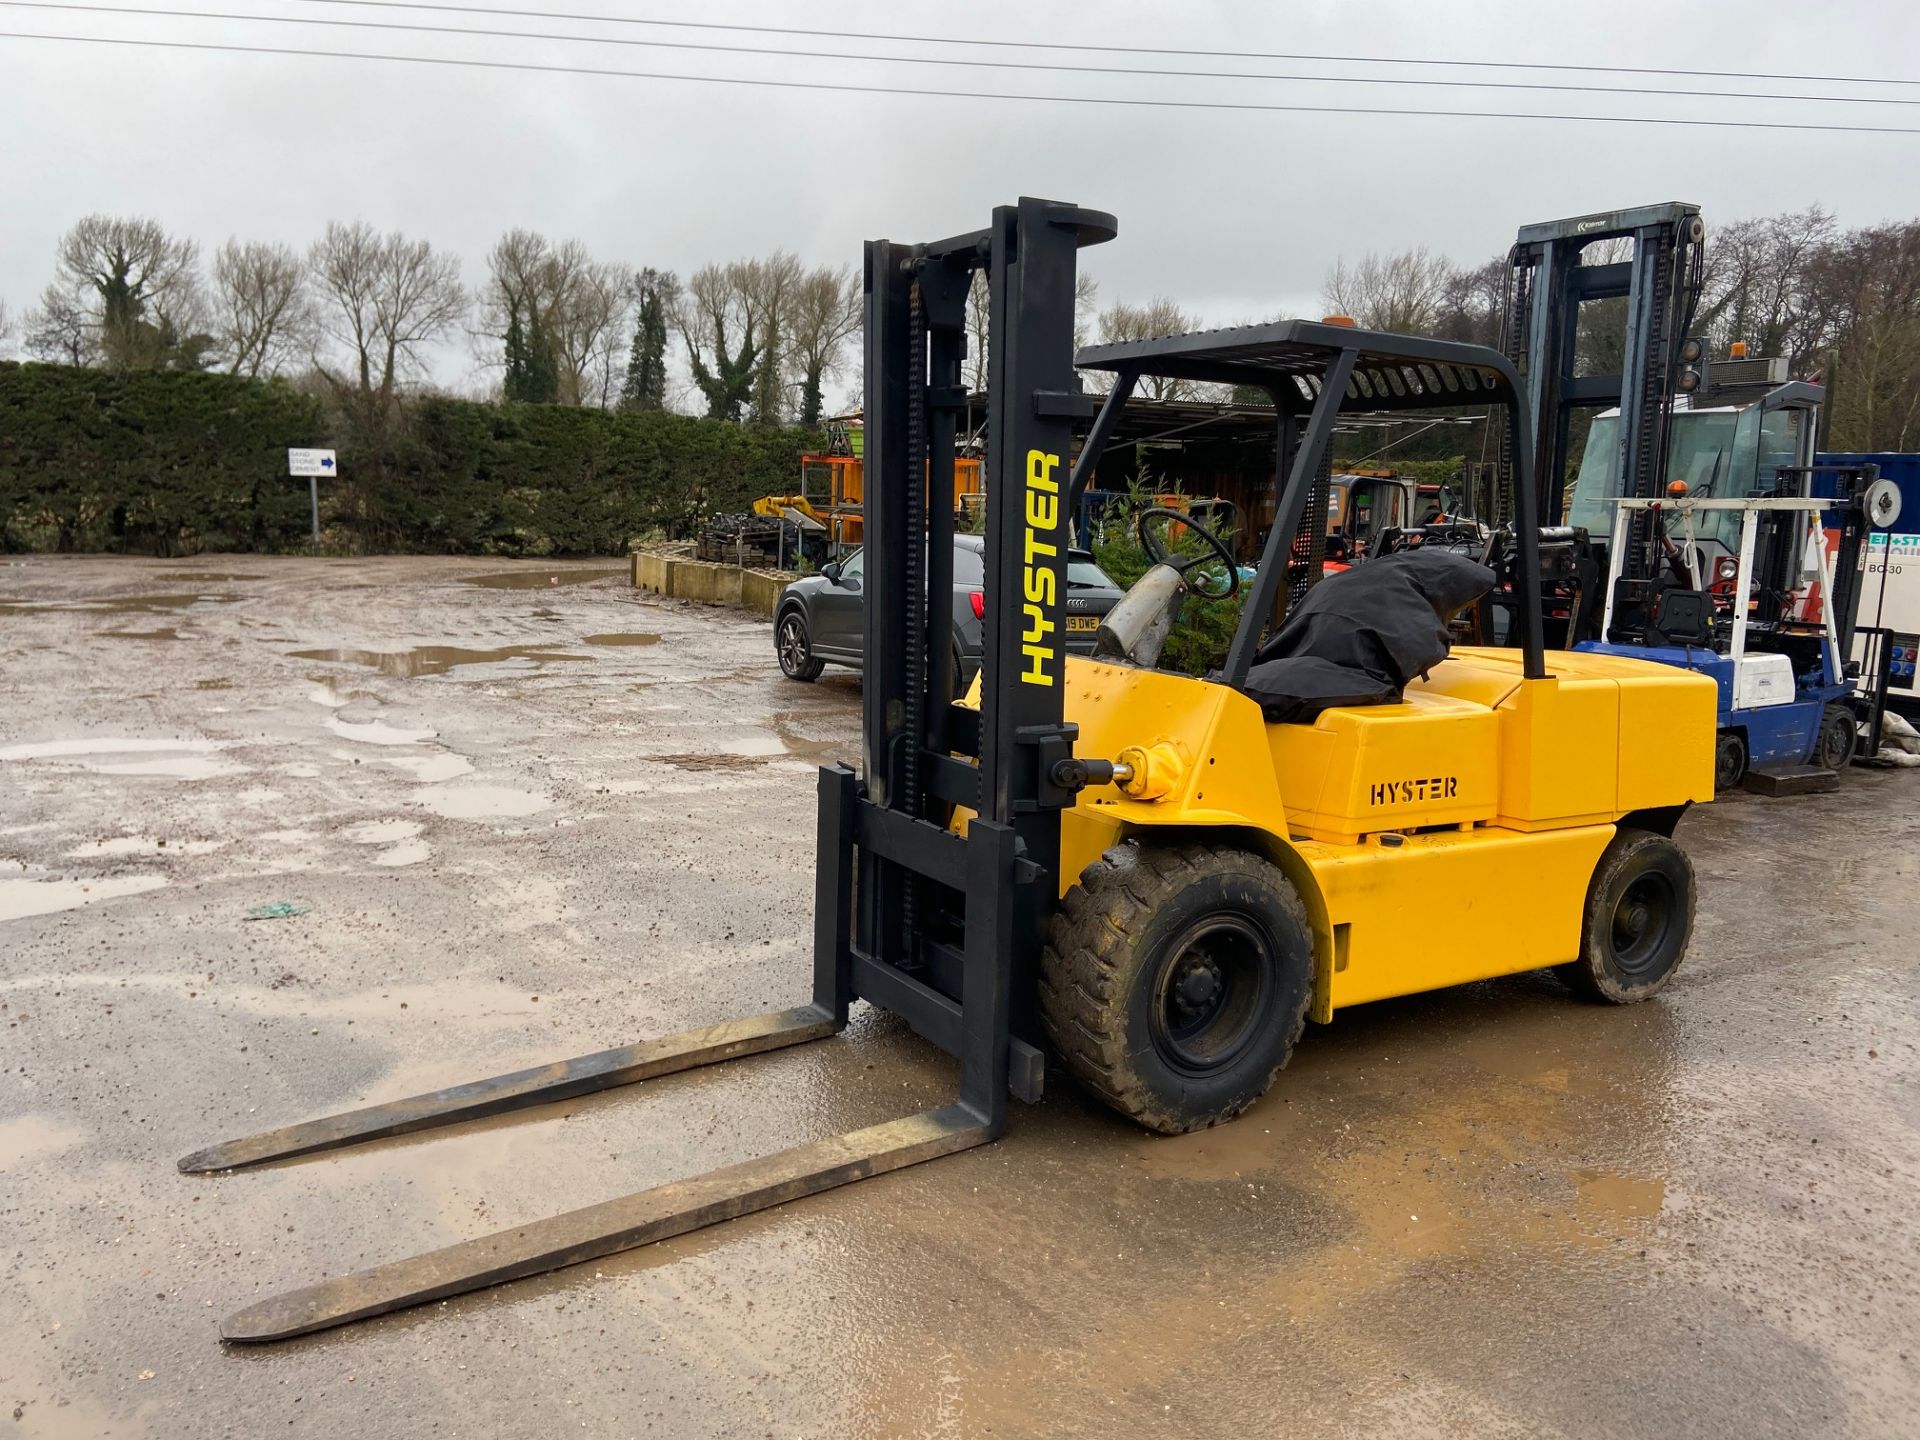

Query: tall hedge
<box><xmin>0</xmin><ymin>361</ymin><xmax>818</xmax><ymax>556</ymax></box>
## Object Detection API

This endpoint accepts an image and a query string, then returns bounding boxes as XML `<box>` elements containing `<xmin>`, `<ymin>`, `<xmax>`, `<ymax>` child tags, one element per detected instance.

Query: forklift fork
<box><xmin>182</xmin><ymin>766</ymin><xmax>1014</xmax><ymax>1342</ymax></box>
<box><xmin>182</xmin><ymin>199</ymin><xmax>1113</xmax><ymax>1343</ymax></box>
<box><xmin>210</xmin><ymin>1091</ymin><xmax>989</xmax><ymax>1341</ymax></box>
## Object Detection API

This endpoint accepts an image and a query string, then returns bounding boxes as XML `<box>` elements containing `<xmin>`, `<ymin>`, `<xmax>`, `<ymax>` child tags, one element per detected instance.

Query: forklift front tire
<box><xmin>1557</xmin><ymin>828</ymin><xmax>1695</xmax><ymax>1004</ymax></box>
<box><xmin>1040</xmin><ymin>842</ymin><xmax>1313</xmax><ymax>1135</ymax></box>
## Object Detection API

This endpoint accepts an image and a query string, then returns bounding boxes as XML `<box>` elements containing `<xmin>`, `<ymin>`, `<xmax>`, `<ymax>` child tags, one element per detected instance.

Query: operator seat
<box><xmin>1238</xmin><ymin>550</ymin><xmax>1496</xmax><ymax>724</ymax></box>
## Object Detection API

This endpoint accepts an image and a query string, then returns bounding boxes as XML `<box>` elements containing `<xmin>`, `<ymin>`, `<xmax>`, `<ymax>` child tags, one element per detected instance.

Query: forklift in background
<box><xmin>1579</xmin><ymin>471</ymin><xmax>1891</xmax><ymax>792</ymax></box>
<box><xmin>180</xmin><ymin>199</ymin><xmax>1717</xmax><ymax>1343</ymax></box>
<box><xmin>1497</xmin><ymin>202</ymin><xmax>1892</xmax><ymax>788</ymax></box>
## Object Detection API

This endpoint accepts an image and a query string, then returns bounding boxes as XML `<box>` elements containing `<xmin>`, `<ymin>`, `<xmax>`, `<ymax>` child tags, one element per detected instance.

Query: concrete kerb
<box><xmin>632</xmin><ymin>552</ymin><xmax>792</xmax><ymax>619</ymax></box>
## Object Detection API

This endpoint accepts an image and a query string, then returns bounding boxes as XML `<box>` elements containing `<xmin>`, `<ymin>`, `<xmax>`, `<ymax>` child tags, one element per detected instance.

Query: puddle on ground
<box><xmin>65</xmin><ymin>835</ymin><xmax>226</xmax><ymax>858</ymax></box>
<box><xmin>294</xmin><ymin>645</ymin><xmax>590</xmax><ymax>677</ymax></box>
<box><xmin>340</xmin><ymin>818</ymin><xmax>424</xmax><ymax>845</ymax></box>
<box><xmin>417</xmin><ymin>784</ymin><xmax>551</xmax><ymax>819</ymax></box>
<box><xmin>195</xmin><ymin>677</ymin><xmax>232</xmax><ymax>690</ymax></box>
<box><xmin>0</xmin><ymin>737</ymin><xmax>225</xmax><ymax>761</ymax></box>
<box><xmin>0</xmin><ymin>874</ymin><xmax>168</xmax><ymax>923</ymax></box>
<box><xmin>328</xmin><ymin>716</ymin><xmax>438</xmax><ymax>746</ymax></box>
<box><xmin>101</xmin><ymin>627</ymin><xmax>180</xmax><ymax>640</ymax></box>
<box><xmin>769</xmin><ymin>709</ymin><xmax>849</xmax><ymax>763</ymax></box>
<box><xmin>459</xmin><ymin>567</ymin><xmax>627</xmax><ymax>590</ymax></box>
<box><xmin>374</xmin><ymin>838</ymin><xmax>432</xmax><ymax>867</ymax></box>
<box><xmin>583</xmin><ymin>632</ymin><xmax>661</xmax><ymax>647</ymax></box>
<box><xmin>155</xmin><ymin>571</ymin><xmax>263</xmax><ymax>582</ymax></box>
<box><xmin>96</xmin><ymin>755</ymin><xmax>239</xmax><ymax>780</ymax></box>
<box><xmin>0</xmin><ymin>736</ymin><xmax>240</xmax><ymax>780</ymax></box>
<box><xmin>378</xmin><ymin>752</ymin><xmax>475</xmax><ymax>783</ymax></box>
<box><xmin>652</xmin><ymin>752</ymin><xmax>769</xmax><ymax>772</ymax></box>
<box><xmin>1574</xmin><ymin>1168</ymin><xmax>1666</xmax><ymax>1219</ymax></box>
<box><xmin>0</xmin><ymin>592</ymin><xmax>237</xmax><ymax>614</ymax></box>
<box><xmin>0</xmin><ymin>1114</ymin><xmax>88</xmax><ymax>1169</ymax></box>
<box><xmin>645</xmin><ymin>717</ymin><xmax>848</xmax><ymax>773</ymax></box>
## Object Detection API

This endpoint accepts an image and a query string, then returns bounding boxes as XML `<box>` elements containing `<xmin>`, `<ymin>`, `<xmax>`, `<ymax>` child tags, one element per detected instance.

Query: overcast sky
<box><xmin>4</xmin><ymin>0</ymin><xmax>1918</xmax><ymax>400</ymax></box>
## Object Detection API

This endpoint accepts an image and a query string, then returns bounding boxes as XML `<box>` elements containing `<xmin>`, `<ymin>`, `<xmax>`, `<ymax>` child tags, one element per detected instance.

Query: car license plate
<box><xmin>1065</xmin><ymin>615</ymin><xmax>1100</xmax><ymax>633</ymax></box>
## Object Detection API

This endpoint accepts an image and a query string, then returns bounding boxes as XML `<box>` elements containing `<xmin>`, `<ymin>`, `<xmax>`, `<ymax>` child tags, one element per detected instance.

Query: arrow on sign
<box><xmin>322</xmin><ymin>457</ymin><xmax>335</xmax><ymax>469</ymax></box>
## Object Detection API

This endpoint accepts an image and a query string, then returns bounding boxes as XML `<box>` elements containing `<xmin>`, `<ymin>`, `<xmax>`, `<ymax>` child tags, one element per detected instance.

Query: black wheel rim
<box><xmin>1609</xmin><ymin>871</ymin><xmax>1677</xmax><ymax>980</ymax></box>
<box><xmin>1716</xmin><ymin>734</ymin><xmax>1745</xmax><ymax>790</ymax></box>
<box><xmin>778</xmin><ymin>616</ymin><xmax>808</xmax><ymax>674</ymax></box>
<box><xmin>1148</xmin><ymin>914</ymin><xmax>1272</xmax><ymax>1076</ymax></box>
<box><xmin>1819</xmin><ymin>715</ymin><xmax>1853</xmax><ymax>771</ymax></box>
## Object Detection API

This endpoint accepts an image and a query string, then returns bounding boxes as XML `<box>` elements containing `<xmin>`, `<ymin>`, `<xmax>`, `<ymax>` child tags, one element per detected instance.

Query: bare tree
<box><xmin>1075</xmin><ymin>273</ymin><xmax>1100</xmax><ymax>352</ymax></box>
<box><xmin>553</xmin><ymin>254</ymin><xmax>631</xmax><ymax>407</ymax></box>
<box><xmin>482</xmin><ymin>230</ymin><xmax>630</xmax><ymax>405</ymax></box>
<box><xmin>0</xmin><ymin>298</ymin><xmax>12</xmax><ymax>357</ymax></box>
<box><xmin>211</xmin><ymin>240</ymin><xmax>311</xmax><ymax>379</ymax></box>
<box><xmin>53</xmin><ymin>214</ymin><xmax>207</xmax><ymax>369</ymax></box>
<box><xmin>311</xmin><ymin>220</ymin><xmax>466</xmax><ymax>422</ymax></box>
<box><xmin>1321</xmin><ymin>247</ymin><xmax>1452</xmax><ymax>334</ymax></box>
<box><xmin>677</xmin><ymin>258</ymin><xmax>794</xmax><ymax>422</ymax></box>
<box><xmin>1697</xmin><ymin>207</ymin><xmax>1834</xmax><ymax>367</ymax></box>
<box><xmin>1803</xmin><ymin>220</ymin><xmax>1920</xmax><ymax>450</ymax></box>
<box><xmin>1433</xmin><ymin>257</ymin><xmax>1508</xmax><ymax>349</ymax></box>
<box><xmin>23</xmin><ymin>282</ymin><xmax>100</xmax><ymax>366</ymax></box>
<box><xmin>965</xmin><ymin>272</ymin><xmax>1098</xmax><ymax>392</ymax></box>
<box><xmin>785</xmin><ymin>264</ymin><xmax>859</xmax><ymax>427</ymax></box>
<box><xmin>744</xmin><ymin>251</ymin><xmax>804</xmax><ymax>424</ymax></box>
<box><xmin>1094</xmin><ymin>298</ymin><xmax>1205</xmax><ymax>400</ymax></box>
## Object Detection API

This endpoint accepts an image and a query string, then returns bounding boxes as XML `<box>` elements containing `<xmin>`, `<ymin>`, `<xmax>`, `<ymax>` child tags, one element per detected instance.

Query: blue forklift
<box><xmin>1578</xmin><ymin>479</ymin><xmax>1884</xmax><ymax>793</ymax></box>
<box><xmin>1496</xmin><ymin>201</ymin><xmax>1892</xmax><ymax>792</ymax></box>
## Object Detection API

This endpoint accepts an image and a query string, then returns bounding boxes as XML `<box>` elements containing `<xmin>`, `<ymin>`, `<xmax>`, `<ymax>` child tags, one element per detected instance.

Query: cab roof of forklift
<box><xmin>1076</xmin><ymin>319</ymin><xmax>1522</xmax><ymax>414</ymax></box>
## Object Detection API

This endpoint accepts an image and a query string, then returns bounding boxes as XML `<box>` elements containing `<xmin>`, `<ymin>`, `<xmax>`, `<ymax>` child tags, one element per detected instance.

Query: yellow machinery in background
<box><xmin>798</xmin><ymin>447</ymin><xmax>983</xmax><ymax>550</ymax></box>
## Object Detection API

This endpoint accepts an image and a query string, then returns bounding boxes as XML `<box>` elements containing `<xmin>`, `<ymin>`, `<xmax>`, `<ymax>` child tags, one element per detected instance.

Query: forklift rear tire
<box><xmin>1714</xmin><ymin>729</ymin><xmax>1747</xmax><ymax>793</ymax></box>
<box><xmin>1040</xmin><ymin>842</ymin><xmax>1313</xmax><ymax>1135</ymax></box>
<box><xmin>1815</xmin><ymin>704</ymin><xmax>1857</xmax><ymax>772</ymax></box>
<box><xmin>776</xmin><ymin>610</ymin><xmax>825</xmax><ymax>681</ymax></box>
<box><xmin>1556</xmin><ymin>828</ymin><xmax>1695</xmax><ymax>1004</ymax></box>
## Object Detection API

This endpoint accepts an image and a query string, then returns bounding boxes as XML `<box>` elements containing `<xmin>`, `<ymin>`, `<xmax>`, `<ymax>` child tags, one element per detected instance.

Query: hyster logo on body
<box><xmin>1020</xmin><ymin>447</ymin><xmax>1062</xmax><ymax>686</ymax></box>
<box><xmin>1370</xmin><ymin>776</ymin><xmax>1459</xmax><ymax>806</ymax></box>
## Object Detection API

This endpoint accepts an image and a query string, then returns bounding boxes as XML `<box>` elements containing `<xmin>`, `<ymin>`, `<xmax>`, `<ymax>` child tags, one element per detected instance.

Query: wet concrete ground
<box><xmin>2</xmin><ymin>554</ymin><xmax>1916</xmax><ymax>1439</ymax></box>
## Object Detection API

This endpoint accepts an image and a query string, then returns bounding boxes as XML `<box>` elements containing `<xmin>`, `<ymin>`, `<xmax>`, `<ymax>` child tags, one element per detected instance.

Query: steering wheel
<box><xmin>1137</xmin><ymin>507</ymin><xmax>1241</xmax><ymax>600</ymax></box>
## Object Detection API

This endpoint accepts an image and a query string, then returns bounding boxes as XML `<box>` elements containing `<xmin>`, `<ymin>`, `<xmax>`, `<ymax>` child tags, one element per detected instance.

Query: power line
<box><xmin>7</xmin><ymin>0</ymin><xmax>1917</xmax><ymax>107</ymax></box>
<box><xmin>271</xmin><ymin>0</ymin><xmax>1920</xmax><ymax>90</ymax></box>
<box><xmin>5</xmin><ymin>29</ymin><xmax>1920</xmax><ymax>134</ymax></box>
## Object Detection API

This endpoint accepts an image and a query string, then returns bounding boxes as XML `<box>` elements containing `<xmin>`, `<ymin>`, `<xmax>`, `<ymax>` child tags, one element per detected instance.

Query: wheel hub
<box><xmin>1610</xmin><ymin>873</ymin><xmax>1675</xmax><ymax>977</ymax></box>
<box><xmin>1148</xmin><ymin>916</ymin><xmax>1274</xmax><ymax>1077</ymax></box>
<box><xmin>1170</xmin><ymin>956</ymin><xmax>1224</xmax><ymax>1018</ymax></box>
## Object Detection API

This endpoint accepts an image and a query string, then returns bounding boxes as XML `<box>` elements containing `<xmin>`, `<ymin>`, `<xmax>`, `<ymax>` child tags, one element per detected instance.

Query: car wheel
<box><xmin>776</xmin><ymin>609</ymin><xmax>824</xmax><ymax>681</ymax></box>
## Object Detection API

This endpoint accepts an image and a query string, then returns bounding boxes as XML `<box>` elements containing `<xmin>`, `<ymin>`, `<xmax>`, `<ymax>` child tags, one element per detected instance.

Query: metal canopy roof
<box><xmin>1075</xmin><ymin>319</ymin><xmax>1522</xmax><ymax>415</ymax></box>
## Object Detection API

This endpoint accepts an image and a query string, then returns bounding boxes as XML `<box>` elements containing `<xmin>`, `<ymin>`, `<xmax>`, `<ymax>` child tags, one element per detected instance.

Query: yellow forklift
<box><xmin>181</xmin><ymin>199</ymin><xmax>1716</xmax><ymax>1341</ymax></box>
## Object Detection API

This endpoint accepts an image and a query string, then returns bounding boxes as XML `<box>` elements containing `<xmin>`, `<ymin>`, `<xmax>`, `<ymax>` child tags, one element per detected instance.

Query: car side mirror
<box><xmin>820</xmin><ymin>561</ymin><xmax>842</xmax><ymax>584</ymax></box>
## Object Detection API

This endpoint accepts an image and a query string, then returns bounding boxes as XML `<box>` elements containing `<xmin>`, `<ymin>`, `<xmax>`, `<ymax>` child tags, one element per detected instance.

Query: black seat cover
<box><xmin>1240</xmin><ymin>549</ymin><xmax>1495</xmax><ymax>724</ymax></box>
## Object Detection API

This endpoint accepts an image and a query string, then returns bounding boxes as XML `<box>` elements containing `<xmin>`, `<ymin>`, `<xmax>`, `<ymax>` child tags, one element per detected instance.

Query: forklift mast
<box><xmin>846</xmin><ymin>197</ymin><xmax>1117</xmax><ymax>1123</ymax></box>
<box><xmin>1504</xmin><ymin>202</ymin><xmax>1706</xmax><ymax>544</ymax></box>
